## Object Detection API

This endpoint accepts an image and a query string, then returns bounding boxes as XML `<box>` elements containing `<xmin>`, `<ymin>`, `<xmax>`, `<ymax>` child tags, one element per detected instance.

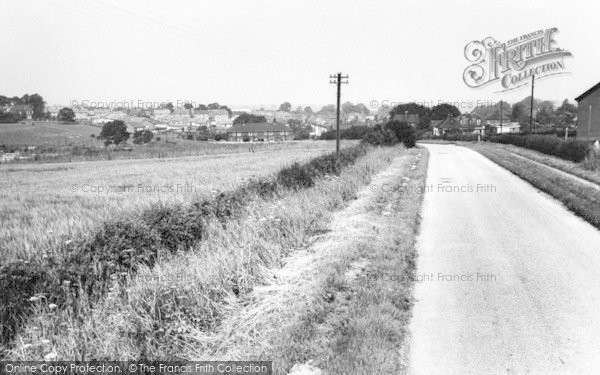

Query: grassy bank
<box><xmin>194</xmin><ymin>147</ymin><xmax>428</xmax><ymax>374</ymax></box>
<box><xmin>468</xmin><ymin>144</ymin><xmax>600</xmax><ymax>230</ymax></box>
<box><xmin>1</xmin><ymin>143</ymin><xmax>383</xmax><ymax>359</ymax></box>
<box><xmin>476</xmin><ymin>142</ymin><xmax>600</xmax><ymax>184</ymax></box>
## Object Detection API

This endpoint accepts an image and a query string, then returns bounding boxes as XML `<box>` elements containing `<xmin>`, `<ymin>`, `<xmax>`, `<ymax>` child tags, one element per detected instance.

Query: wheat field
<box><xmin>0</xmin><ymin>141</ymin><xmax>349</xmax><ymax>261</ymax></box>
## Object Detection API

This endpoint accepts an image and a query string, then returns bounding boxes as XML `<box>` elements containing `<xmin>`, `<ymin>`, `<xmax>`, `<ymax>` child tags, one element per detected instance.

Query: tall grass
<box><xmin>5</xmin><ymin>146</ymin><xmax>401</xmax><ymax>361</ymax></box>
<box><xmin>0</xmin><ymin>142</ymin><xmax>343</xmax><ymax>262</ymax></box>
<box><xmin>0</xmin><ymin>144</ymin><xmax>371</xmax><ymax>356</ymax></box>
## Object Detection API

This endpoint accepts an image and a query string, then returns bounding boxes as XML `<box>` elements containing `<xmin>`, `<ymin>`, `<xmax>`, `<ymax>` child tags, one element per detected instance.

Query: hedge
<box><xmin>488</xmin><ymin>134</ymin><xmax>590</xmax><ymax>162</ymax></box>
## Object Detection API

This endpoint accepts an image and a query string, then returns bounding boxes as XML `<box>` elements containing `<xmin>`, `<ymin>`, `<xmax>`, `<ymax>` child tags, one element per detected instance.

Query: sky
<box><xmin>1</xmin><ymin>0</ymin><xmax>599</xmax><ymax>112</ymax></box>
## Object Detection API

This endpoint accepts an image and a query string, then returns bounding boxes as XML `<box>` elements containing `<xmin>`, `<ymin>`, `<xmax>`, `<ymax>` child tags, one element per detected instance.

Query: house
<box><xmin>173</xmin><ymin>108</ymin><xmax>191</xmax><ymax>116</ymax></box>
<box><xmin>459</xmin><ymin>113</ymin><xmax>485</xmax><ymax>135</ymax></box>
<box><xmin>392</xmin><ymin>113</ymin><xmax>419</xmax><ymax>127</ymax></box>
<box><xmin>226</xmin><ymin>122</ymin><xmax>293</xmax><ymax>142</ymax></box>
<box><xmin>208</xmin><ymin>109</ymin><xmax>230</xmax><ymax>124</ymax></box>
<box><xmin>153</xmin><ymin>108</ymin><xmax>171</xmax><ymax>119</ymax></box>
<box><xmin>484</xmin><ymin>112</ymin><xmax>520</xmax><ymax>134</ymax></box>
<box><xmin>72</xmin><ymin>107</ymin><xmax>89</xmax><ymax>121</ymax></box>
<box><xmin>126</xmin><ymin>123</ymin><xmax>148</xmax><ymax>133</ymax></box>
<box><xmin>487</xmin><ymin>122</ymin><xmax>521</xmax><ymax>135</ymax></box>
<box><xmin>45</xmin><ymin>105</ymin><xmax>62</xmax><ymax>119</ymax></box>
<box><xmin>432</xmin><ymin>116</ymin><xmax>463</xmax><ymax>136</ymax></box>
<box><xmin>309</xmin><ymin>124</ymin><xmax>329</xmax><ymax>138</ymax></box>
<box><xmin>8</xmin><ymin>104</ymin><xmax>33</xmax><ymax>120</ymax></box>
<box><xmin>575</xmin><ymin>82</ymin><xmax>600</xmax><ymax>140</ymax></box>
<box><xmin>192</xmin><ymin>109</ymin><xmax>210</xmax><ymax>122</ymax></box>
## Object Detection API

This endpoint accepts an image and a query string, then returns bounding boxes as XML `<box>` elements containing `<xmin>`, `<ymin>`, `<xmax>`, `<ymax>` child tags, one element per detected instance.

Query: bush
<box><xmin>385</xmin><ymin>121</ymin><xmax>416</xmax><ymax>148</ymax></box>
<box><xmin>277</xmin><ymin>162</ymin><xmax>315</xmax><ymax>190</ymax></box>
<box><xmin>319</xmin><ymin>126</ymin><xmax>372</xmax><ymax>140</ymax></box>
<box><xmin>0</xmin><ymin>261</ymin><xmax>56</xmax><ymax>344</ymax></box>
<box><xmin>64</xmin><ymin>220</ymin><xmax>162</xmax><ymax>300</ymax></box>
<box><xmin>141</xmin><ymin>204</ymin><xmax>204</xmax><ymax>252</ymax></box>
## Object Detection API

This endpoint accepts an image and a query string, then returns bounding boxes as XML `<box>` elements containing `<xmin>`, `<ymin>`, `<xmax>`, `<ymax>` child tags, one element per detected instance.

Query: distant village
<box><xmin>1</xmin><ymin>86</ymin><xmax>598</xmax><ymax>145</ymax></box>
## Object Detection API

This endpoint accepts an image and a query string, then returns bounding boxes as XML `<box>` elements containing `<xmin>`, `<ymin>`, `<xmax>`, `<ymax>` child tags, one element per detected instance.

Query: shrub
<box><xmin>64</xmin><ymin>220</ymin><xmax>162</xmax><ymax>300</ymax></box>
<box><xmin>319</xmin><ymin>126</ymin><xmax>372</xmax><ymax>140</ymax></box>
<box><xmin>141</xmin><ymin>204</ymin><xmax>204</xmax><ymax>252</ymax></box>
<box><xmin>277</xmin><ymin>162</ymin><xmax>315</xmax><ymax>190</ymax></box>
<box><xmin>385</xmin><ymin>121</ymin><xmax>416</xmax><ymax>148</ymax></box>
<box><xmin>0</xmin><ymin>261</ymin><xmax>56</xmax><ymax>344</ymax></box>
<box><xmin>362</xmin><ymin>130</ymin><xmax>385</xmax><ymax>146</ymax></box>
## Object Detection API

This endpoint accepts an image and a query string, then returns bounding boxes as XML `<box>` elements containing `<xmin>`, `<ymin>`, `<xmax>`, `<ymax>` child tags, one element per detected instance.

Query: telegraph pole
<box><xmin>330</xmin><ymin>72</ymin><xmax>349</xmax><ymax>158</ymax></box>
<box><xmin>500</xmin><ymin>100</ymin><xmax>503</xmax><ymax>134</ymax></box>
<box><xmin>529</xmin><ymin>75</ymin><xmax>535</xmax><ymax>133</ymax></box>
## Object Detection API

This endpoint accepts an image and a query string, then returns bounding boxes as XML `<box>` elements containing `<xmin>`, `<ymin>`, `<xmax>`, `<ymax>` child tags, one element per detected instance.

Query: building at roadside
<box><xmin>575</xmin><ymin>82</ymin><xmax>600</xmax><ymax>140</ymax></box>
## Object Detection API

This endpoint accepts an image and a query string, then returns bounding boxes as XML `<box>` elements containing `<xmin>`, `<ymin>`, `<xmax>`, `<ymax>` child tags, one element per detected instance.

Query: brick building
<box><xmin>575</xmin><ymin>82</ymin><xmax>600</xmax><ymax>140</ymax></box>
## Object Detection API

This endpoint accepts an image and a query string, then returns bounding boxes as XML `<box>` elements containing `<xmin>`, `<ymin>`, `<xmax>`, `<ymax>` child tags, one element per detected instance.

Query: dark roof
<box><xmin>227</xmin><ymin>122</ymin><xmax>292</xmax><ymax>133</ymax></box>
<box><xmin>435</xmin><ymin>116</ymin><xmax>463</xmax><ymax>129</ymax></box>
<box><xmin>575</xmin><ymin>81</ymin><xmax>600</xmax><ymax>102</ymax></box>
<box><xmin>392</xmin><ymin>113</ymin><xmax>420</xmax><ymax>123</ymax></box>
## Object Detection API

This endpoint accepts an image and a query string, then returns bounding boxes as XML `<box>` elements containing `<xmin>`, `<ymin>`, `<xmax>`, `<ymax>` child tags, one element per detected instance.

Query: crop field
<box><xmin>0</xmin><ymin>121</ymin><xmax>103</xmax><ymax>146</ymax></box>
<box><xmin>0</xmin><ymin>141</ymin><xmax>346</xmax><ymax>262</ymax></box>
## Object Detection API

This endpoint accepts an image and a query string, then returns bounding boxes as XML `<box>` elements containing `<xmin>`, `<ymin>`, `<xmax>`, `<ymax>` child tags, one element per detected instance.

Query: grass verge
<box><xmin>191</xmin><ymin>147</ymin><xmax>428</xmax><ymax>374</ymax></box>
<box><xmin>474</xmin><ymin>142</ymin><xmax>600</xmax><ymax>185</ymax></box>
<box><xmin>468</xmin><ymin>144</ymin><xmax>600</xmax><ymax>230</ymax></box>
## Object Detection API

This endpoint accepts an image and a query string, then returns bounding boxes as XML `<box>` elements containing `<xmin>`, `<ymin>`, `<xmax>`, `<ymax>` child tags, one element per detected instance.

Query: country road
<box><xmin>408</xmin><ymin>143</ymin><xmax>600</xmax><ymax>374</ymax></box>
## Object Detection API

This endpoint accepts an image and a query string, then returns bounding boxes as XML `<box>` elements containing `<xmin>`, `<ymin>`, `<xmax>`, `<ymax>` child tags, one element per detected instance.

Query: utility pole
<box><xmin>529</xmin><ymin>75</ymin><xmax>535</xmax><ymax>133</ymax></box>
<box><xmin>500</xmin><ymin>100</ymin><xmax>503</xmax><ymax>134</ymax></box>
<box><xmin>330</xmin><ymin>72</ymin><xmax>349</xmax><ymax>158</ymax></box>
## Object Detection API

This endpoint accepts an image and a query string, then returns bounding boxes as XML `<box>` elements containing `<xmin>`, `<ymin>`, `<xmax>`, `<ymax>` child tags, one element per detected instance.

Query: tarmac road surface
<box><xmin>408</xmin><ymin>143</ymin><xmax>600</xmax><ymax>374</ymax></box>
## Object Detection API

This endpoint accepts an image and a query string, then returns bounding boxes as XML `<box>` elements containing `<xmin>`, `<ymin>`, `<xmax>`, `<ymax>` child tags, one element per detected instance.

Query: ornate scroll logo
<box><xmin>463</xmin><ymin>28</ymin><xmax>572</xmax><ymax>91</ymax></box>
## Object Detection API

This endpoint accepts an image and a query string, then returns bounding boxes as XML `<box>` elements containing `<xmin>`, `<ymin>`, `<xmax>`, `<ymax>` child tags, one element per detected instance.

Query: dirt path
<box><xmin>408</xmin><ymin>144</ymin><xmax>600</xmax><ymax>374</ymax></box>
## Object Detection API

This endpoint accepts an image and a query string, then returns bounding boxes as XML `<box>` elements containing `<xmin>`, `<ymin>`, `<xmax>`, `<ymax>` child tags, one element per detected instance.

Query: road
<box><xmin>408</xmin><ymin>143</ymin><xmax>600</xmax><ymax>374</ymax></box>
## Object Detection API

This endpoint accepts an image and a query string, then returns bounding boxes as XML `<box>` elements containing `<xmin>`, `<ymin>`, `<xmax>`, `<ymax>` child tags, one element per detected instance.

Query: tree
<box><xmin>278</xmin><ymin>102</ymin><xmax>292</xmax><ymax>112</ymax></box>
<box><xmin>207</xmin><ymin>102</ymin><xmax>232</xmax><ymax>116</ymax></box>
<box><xmin>100</xmin><ymin>120</ymin><xmax>130</xmax><ymax>146</ymax></box>
<box><xmin>304</xmin><ymin>106</ymin><xmax>313</xmax><ymax>114</ymax></box>
<box><xmin>21</xmin><ymin>93</ymin><xmax>45</xmax><ymax>119</ymax></box>
<box><xmin>385</xmin><ymin>121</ymin><xmax>416</xmax><ymax>148</ymax></box>
<box><xmin>165</xmin><ymin>102</ymin><xmax>174</xmax><ymax>113</ymax></box>
<box><xmin>133</xmin><ymin>129</ymin><xmax>154</xmax><ymax>144</ymax></box>
<box><xmin>184</xmin><ymin>103</ymin><xmax>194</xmax><ymax>110</ymax></box>
<box><xmin>57</xmin><ymin>107</ymin><xmax>75</xmax><ymax>122</ymax></box>
<box><xmin>233</xmin><ymin>113</ymin><xmax>267</xmax><ymax>125</ymax></box>
<box><xmin>536</xmin><ymin>100</ymin><xmax>556</xmax><ymax>125</ymax></box>
<box><xmin>389</xmin><ymin>103</ymin><xmax>432</xmax><ymax>130</ymax></box>
<box><xmin>511</xmin><ymin>103</ymin><xmax>526</xmax><ymax>122</ymax></box>
<box><xmin>555</xmin><ymin>99</ymin><xmax>577</xmax><ymax>126</ymax></box>
<box><xmin>431</xmin><ymin>103</ymin><xmax>461</xmax><ymax>120</ymax></box>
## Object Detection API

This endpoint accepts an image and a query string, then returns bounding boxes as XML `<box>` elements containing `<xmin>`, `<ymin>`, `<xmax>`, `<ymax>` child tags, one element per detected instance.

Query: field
<box><xmin>0</xmin><ymin>121</ymin><xmax>103</xmax><ymax>146</ymax></box>
<box><xmin>0</xmin><ymin>141</ymin><xmax>346</xmax><ymax>262</ymax></box>
<box><xmin>4</xmin><ymin>142</ymin><xmax>425</xmax><ymax>371</ymax></box>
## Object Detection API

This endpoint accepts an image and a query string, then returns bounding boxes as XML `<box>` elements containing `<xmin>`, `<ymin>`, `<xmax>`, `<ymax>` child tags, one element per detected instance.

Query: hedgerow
<box><xmin>0</xmin><ymin>144</ymin><xmax>372</xmax><ymax>347</ymax></box>
<box><xmin>489</xmin><ymin>134</ymin><xmax>590</xmax><ymax>162</ymax></box>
